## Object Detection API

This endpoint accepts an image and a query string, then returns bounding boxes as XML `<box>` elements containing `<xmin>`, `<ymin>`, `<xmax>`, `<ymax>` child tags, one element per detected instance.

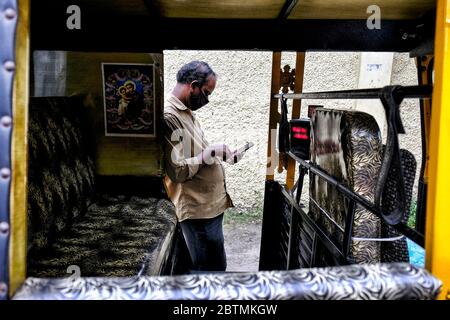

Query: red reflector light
<box><xmin>293</xmin><ymin>133</ymin><xmax>309</xmax><ymax>140</ymax></box>
<box><xmin>289</xmin><ymin>118</ymin><xmax>310</xmax><ymax>160</ymax></box>
<box><xmin>292</xmin><ymin>126</ymin><xmax>308</xmax><ymax>133</ymax></box>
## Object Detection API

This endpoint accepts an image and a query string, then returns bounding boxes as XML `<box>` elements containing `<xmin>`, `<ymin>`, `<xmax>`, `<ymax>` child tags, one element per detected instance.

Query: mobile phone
<box><xmin>227</xmin><ymin>142</ymin><xmax>254</xmax><ymax>164</ymax></box>
<box><xmin>237</xmin><ymin>142</ymin><xmax>254</xmax><ymax>154</ymax></box>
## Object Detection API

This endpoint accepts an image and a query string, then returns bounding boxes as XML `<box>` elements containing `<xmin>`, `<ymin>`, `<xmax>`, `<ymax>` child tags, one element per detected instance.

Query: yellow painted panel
<box><xmin>425</xmin><ymin>0</ymin><xmax>450</xmax><ymax>300</ymax></box>
<box><xmin>65</xmin><ymin>52</ymin><xmax>164</xmax><ymax>176</ymax></box>
<box><xmin>290</xmin><ymin>0</ymin><xmax>435</xmax><ymax>20</ymax></box>
<box><xmin>10</xmin><ymin>0</ymin><xmax>29</xmax><ymax>296</ymax></box>
<box><xmin>155</xmin><ymin>0</ymin><xmax>285</xmax><ymax>19</ymax></box>
<box><xmin>75</xmin><ymin>0</ymin><xmax>435</xmax><ymax>20</ymax></box>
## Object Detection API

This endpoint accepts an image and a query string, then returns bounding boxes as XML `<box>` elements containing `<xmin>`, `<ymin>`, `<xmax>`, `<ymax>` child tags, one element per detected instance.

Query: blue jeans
<box><xmin>180</xmin><ymin>213</ymin><xmax>226</xmax><ymax>272</ymax></box>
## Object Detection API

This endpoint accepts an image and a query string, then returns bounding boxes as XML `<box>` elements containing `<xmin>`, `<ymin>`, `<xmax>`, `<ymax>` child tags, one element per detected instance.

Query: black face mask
<box><xmin>188</xmin><ymin>88</ymin><xmax>209</xmax><ymax>111</ymax></box>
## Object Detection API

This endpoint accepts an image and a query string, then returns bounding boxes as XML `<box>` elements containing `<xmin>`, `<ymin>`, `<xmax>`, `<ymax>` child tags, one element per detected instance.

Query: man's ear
<box><xmin>190</xmin><ymin>80</ymin><xmax>200</xmax><ymax>90</ymax></box>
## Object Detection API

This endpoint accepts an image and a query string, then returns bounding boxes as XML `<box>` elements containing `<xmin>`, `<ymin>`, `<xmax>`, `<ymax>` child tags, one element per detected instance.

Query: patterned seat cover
<box><xmin>309</xmin><ymin>108</ymin><xmax>416</xmax><ymax>264</ymax></box>
<box><xmin>27</xmin><ymin>97</ymin><xmax>177</xmax><ymax>277</ymax></box>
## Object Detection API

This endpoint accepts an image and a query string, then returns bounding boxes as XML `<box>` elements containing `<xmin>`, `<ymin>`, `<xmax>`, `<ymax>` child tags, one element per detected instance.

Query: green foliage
<box><xmin>407</xmin><ymin>200</ymin><xmax>417</xmax><ymax>228</ymax></box>
<box><xmin>227</xmin><ymin>201</ymin><xmax>419</xmax><ymax>228</ymax></box>
<box><xmin>224</xmin><ymin>207</ymin><xmax>263</xmax><ymax>225</ymax></box>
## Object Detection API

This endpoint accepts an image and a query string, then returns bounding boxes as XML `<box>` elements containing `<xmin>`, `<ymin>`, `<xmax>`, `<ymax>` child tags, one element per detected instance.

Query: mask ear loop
<box><xmin>190</xmin><ymin>80</ymin><xmax>201</xmax><ymax>94</ymax></box>
<box><xmin>194</xmin><ymin>81</ymin><xmax>209</xmax><ymax>104</ymax></box>
<box><xmin>200</xmin><ymin>88</ymin><xmax>209</xmax><ymax>104</ymax></box>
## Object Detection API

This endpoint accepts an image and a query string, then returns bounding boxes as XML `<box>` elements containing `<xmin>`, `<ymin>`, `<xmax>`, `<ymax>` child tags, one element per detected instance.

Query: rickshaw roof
<box><xmin>32</xmin><ymin>0</ymin><xmax>437</xmax><ymax>52</ymax></box>
<box><xmin>83</xmin><ymin>0</ymin><xmax>434</xmax><ymax>20</ymax></box>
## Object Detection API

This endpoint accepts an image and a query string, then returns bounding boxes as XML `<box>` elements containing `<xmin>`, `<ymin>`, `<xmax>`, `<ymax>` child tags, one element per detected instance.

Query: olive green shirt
<box><xmin>163</xmin><ymin>94</ymin><xmax>234</xmax><ymax>221</ymax></box>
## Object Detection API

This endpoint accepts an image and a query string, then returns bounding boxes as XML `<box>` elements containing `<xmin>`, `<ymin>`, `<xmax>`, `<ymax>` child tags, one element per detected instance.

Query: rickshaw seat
<box><xmin>309</xmin><ymin>108</ymin><xmax>415</xmax><ymax>264</ymax></box>
<box><xmin>13</xmin><ymin>263</ymin><xmax>441</xmax><ymax>300</ymax></box>
<box><xmin>26</xmin><ymin>97</ymin><xmax>177</xmax><ymax>277</ymax></box>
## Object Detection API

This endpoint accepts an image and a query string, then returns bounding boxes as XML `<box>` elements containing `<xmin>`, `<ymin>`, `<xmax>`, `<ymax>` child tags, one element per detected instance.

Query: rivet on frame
<box><xmin>0</xmin><ymin>282</ymin><xmax>7</xmax><ymax>295</ymax></box>
<box><xmin>4</xmin><ymin>8</ymin><xmax>16</xmax><ymax>19</ymax></box>
<box><xmin>4</xmin><ymin>61</ymin><xmax>15</xmax><ymax>72</ymax></box>
<box><xmin>0</xmin><ymin>168</ymin><xmax>11</xmax><ymax>179</ymax></box>
<box><xmin>0</xmin><ymin>222</ymin><xmax>9</xmax><ymax>234</ymax></box>
<box><xmin>1</xmin><ymin>116</ymin><xmax>12</xmax><ymax>127</ymax></box>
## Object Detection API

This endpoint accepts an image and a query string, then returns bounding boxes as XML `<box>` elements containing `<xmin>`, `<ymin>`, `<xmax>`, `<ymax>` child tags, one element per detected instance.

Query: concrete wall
<box><xmin>164</xmin><ymin>51</ymin><xmax>421</xmax><ymax>212</ymax></box>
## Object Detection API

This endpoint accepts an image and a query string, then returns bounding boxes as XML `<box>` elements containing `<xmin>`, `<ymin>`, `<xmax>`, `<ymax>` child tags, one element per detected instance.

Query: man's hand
<box><xmin>197</xmin><ymin>144</ymin><xmax>233</xmax><ymax>165</ymax></box>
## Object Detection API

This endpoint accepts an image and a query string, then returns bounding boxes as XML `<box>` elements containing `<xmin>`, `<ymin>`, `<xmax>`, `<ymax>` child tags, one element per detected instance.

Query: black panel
<box><xmin>259</xmin><ymin>180</ymin><xmax>283</xmax><ymax>271</ymax></box>
<box><xmin>30</xmin><ymin>1</ymin><xmax>434</xmax><ymax>52</ymax></box>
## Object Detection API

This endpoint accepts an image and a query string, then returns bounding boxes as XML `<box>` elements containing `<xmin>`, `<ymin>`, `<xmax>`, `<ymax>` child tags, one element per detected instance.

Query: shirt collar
<box><xmin>168</xmin><ymin>94</ymin><xmax>189</xmax><ymax>111</ymax></box>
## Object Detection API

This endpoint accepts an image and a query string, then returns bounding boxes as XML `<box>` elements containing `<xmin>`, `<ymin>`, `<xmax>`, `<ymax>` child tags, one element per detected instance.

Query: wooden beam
<box><xmin>285</xmin><ymin>52</ymin><xmax>305</xmax><ymax>190</ymax></box>
<box><xmin>266</xmin><ymin>52</ymin><xmax>282</xmax><ymax>181</ymax></box>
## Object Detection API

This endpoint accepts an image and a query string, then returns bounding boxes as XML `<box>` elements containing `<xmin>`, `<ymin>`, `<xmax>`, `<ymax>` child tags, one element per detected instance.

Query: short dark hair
<box><xmin>176</xmin><ymin>61</ymin><xmax>217</xmax><ymax>86</ymax></box>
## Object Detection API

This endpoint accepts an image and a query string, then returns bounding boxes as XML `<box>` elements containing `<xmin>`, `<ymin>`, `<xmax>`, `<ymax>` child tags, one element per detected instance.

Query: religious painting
<box><xmin>102</xmin><ymin>63</ymin><xmax>155</xmax><ymax>137</ymax></box>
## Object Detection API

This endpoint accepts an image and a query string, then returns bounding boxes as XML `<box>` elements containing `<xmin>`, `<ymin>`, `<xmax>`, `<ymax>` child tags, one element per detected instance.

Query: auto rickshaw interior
<box><xmin>3</xmin><ymin>0</ymin><xmax>448</xmax><ymax>300</ymax></box>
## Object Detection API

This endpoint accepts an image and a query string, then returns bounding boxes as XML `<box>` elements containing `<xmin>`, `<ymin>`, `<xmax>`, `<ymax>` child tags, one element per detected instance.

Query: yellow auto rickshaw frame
<box><xmin>6</xmin><ymin>0</ymin><xmax>450</xmax><ymax>300</ymax></box>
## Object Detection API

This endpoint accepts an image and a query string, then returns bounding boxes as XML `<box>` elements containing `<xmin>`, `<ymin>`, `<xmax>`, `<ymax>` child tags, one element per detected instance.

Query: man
<box><xmin>163</xmin><ymin>61</ymin><xmax>242</xmax><ymax>272</ymax></box>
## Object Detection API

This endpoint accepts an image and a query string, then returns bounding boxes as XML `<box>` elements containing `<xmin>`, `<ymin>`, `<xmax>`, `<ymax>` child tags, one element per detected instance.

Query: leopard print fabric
<box><xmin>28</xmin><ymin>195</ymin><xmax>177</xmax><ymax>277</ymax></box>
<box><xmin>28</xmin><ymin>97</ymin><xmax>95</xmax><ymax>251</ymax></box>
<box><xmin>27</xmin><ymin>97</ymin><xmax>177</xmax><ymax>278</ymax></box>
<box><xmin>380</xmin><ymin>149</ymin><xmax>416</xmax><ymax>262</ymax></box>
<box><xmin>14</xmin><ymin>263</ymin><xmax>441</xmax><ymax>300</ymax></box>
<box><xmin>310</xmin><ymin>109</ymin><xmax>383</xmax><ymax>264</ymax></box>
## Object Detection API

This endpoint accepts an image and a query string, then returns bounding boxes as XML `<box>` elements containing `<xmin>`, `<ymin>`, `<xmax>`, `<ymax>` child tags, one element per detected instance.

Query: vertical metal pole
<box><xmin>295</xmin><ymin>166</ymin><xmax>307</xmax><ymax>204</ymax></box>
<box><xmin>415</xmin><ymin>55</ymin><xmax>433</xmax><ymax>235</ymax></box>
<box><xmin>266</xmin><ymin>52</ymin><xmax>281</xmax><ymax>181</ymax></box>
<box><xmin>425</xmin><ymin>0</ymin><xmax>450</xmax><ymax>300</ymax></box>
<box><xmin>342</xmin><ymin>199</ymin><xmax>356</xmax><ymax>259</ymax></box>
<box><xmin>286</xmin><ymin>203</ymin><xmax>296</xmax><ymax>270</ymax></box>
<box><xmin>287</xmin><ymin>166</ymin><xmax>307</xmax><ymax>270</ymax></box>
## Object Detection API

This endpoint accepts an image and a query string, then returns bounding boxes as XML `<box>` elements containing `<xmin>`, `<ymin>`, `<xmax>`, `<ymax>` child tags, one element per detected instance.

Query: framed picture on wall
<box><xmin>102</xmin><ymin>63</ymin><xmax>156</xmax><ymax>137</ymax></box>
